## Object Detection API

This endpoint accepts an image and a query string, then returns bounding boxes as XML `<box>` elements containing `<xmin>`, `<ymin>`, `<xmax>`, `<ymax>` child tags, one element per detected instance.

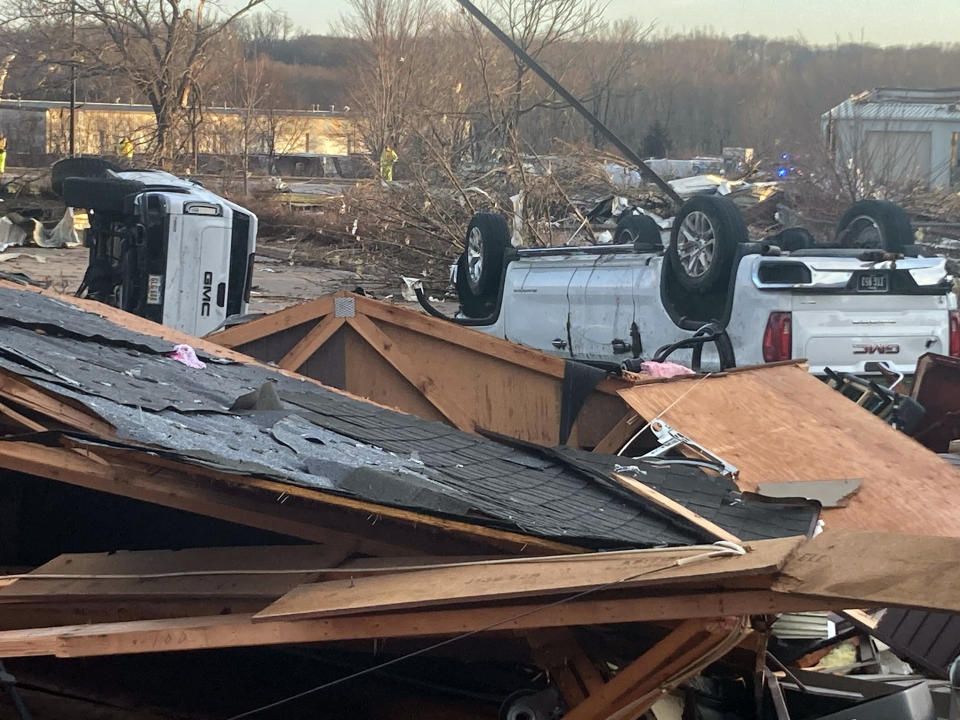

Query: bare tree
<box><xmin>1</xmin><ymin>0</ymin><xmax>267</xmax><ymax>165</ymax></box>
<box><xmin>340</xmin><ymin>0</ymin><xmax>435</xmax><ymax>165</ymax></box>
<box><xmin>470</xmin><ymin>0</ymin><xmax>607</xmax><ymax>149</ymax></box>
<box><xmin>579</xmin><ymin>19</ymin><xmax>649</xmax><ymax>148</ymax></box>
<box><xmin>229</xmin><ymin>47</ymin><xmax>267</xmax><ymax>194</ymax></box>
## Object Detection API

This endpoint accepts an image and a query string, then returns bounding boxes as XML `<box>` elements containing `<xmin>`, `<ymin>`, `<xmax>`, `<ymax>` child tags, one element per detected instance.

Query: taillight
<box><xmin>950</xmin><ymin>311</ymin><xmax>960</xmax><ymax>357</ymax></box>
<box><xmin>763</xmin><ymin>311</ymin><xmax>792</xmax><ymax>362</ymax></box>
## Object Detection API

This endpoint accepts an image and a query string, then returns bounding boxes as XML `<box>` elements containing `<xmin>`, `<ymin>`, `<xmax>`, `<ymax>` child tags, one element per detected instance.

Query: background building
<box><xmin>0</xmin><ymin>99</ymin><xmax>361</xmax><ymax>170</ymax></box>
<box><xmin>823</xmin><ymin>87</ymin><xmax>960</xmax><ymax>188</ymax></box>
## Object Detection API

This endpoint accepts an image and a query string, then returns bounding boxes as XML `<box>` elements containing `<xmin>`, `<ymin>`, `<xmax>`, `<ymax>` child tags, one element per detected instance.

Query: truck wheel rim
<box><xmin>467</xmin><ymin>227</ymin><xmax>484</xmax><ymax>290</ymax></box>
<box><xmin>678</xmin><ymin>210</ymin><xmax>716</xmax><ymax>278</ymax></box>
<box><xmin>845</xmin><ymin>215</ymin><xmax>883</xmax><ymax>248</ymax></box>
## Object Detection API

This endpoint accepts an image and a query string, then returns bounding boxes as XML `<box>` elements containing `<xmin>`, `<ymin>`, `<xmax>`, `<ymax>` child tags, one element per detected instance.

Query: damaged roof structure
<box><xmin>1</xmin><ymin>282</ymin><xmax>960</xmax><ymax>719</ymax></box>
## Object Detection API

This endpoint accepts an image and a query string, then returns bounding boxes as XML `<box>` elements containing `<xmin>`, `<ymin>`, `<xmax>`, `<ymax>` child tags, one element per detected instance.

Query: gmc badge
<box><xmin>853</xmin><ymin>343</ymin><xmax>900</xmax><ymax>355</ymax></box>
<box><xmin>201</xmin><ymin>271</ymin><xmax>213</xmax><ymax>316</ymax></box>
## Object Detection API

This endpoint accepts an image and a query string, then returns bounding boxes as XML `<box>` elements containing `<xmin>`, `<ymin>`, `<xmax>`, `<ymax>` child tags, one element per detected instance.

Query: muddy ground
<box><xmin>0</xmin><ymin>242</ymin><xmax>457</xmax><ymax>317</ymax></box>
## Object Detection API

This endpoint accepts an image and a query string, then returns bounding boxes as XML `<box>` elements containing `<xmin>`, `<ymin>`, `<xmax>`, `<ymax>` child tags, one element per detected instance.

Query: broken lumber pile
<box><xmin>0</xmin><ymin>281</ymin><xmax>958</xmax><ymax>719</ymax></box>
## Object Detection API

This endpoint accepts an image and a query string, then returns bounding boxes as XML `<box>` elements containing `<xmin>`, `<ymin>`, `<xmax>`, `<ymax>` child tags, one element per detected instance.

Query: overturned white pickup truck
<box><xmin>448</xmin><ymin>196</ymin><xmax>957</xmax><ymax>374</ymax></box>
<box><xmin>53</xmin><ymin>157</ymin><xmax>257</xmax><ymax>337</ymax></box>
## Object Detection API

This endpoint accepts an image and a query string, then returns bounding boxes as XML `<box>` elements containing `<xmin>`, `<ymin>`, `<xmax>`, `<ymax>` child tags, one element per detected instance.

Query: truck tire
<box><xmin>835</xmin><ymin>200</ymin><xmax>913</xmax><ymax>252</ymax></box>
<box><xmin>456</xmin><ymin>212</ymin><xmax>509</xmax><ymax>317</ymax></box>
<box><xmin>51</xmin><ymin>157</ymin><xmax>122</xmax><ymax>198</ymax></box>
<box><xmin>614</xmin><ymin>212</ymin><xmax>661</xmax><ymax>250</ymax></box>
<box><xmin>62</xmin><ymin>177</ymin><xmax>144</xmax><ymax>216</ymax></box>
<box><xmin>667</xmin><ymin>195</ymin><xmax>745</xmax><ymax>293</ymax></box>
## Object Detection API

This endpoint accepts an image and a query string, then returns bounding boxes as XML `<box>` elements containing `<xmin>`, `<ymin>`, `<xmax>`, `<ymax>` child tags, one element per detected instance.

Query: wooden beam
<box><xmin>0</xmin><ymin>371</ymin><xmax>114</xmax><ymax>436</ymax></box>
<box><xmin>611</xmin><ymin>473</ymin><xmax>743</xmax><ymax>545</ymax></box>
<box><xmin>254</xmin><ymin>537</ymin><xmax>803</xmax><ymax>622</ymax></box>
<box><xmin>346</xmin><ymin>314</ymin><xmax>475</xmax><ymax>432</ymax></box>
<box><xmin>277</xmin><ymin>315</ymin><xmax>346</xmax><ymax>371</ymax></box>
<box><xmin>592</xmin><ymin>412</ymin><xmax>642</xmax><ymax>454</ymax></box>
<box><xmin>0</xmin><ymin>590</ymin><xmax>833</xmax><ymax>659</ymax></box>
<box><xmin>0</xmin><ymin>440</ymin><xmax>403</xmax><ymax>557</ymax></box>
<box><xmin>209</xmin><ymin>296</ymin><xmax>334</xmax><ymax>348</ymax></box>
<box><xmin>0</xmin><ymin>599</ymin><xmax>269</xmax><ymax>631</ymax></box>
<box><xmin>562</xmin><ymin>620</ymin><xmax>706</xmax><ymax>720</ymax></box>
<box><xmin>352</xmin><ymin>293</ymin><xmax>569</xmax><ymax>380</ymax></box>
<box><xmin>0</xmin><ymin>545</ymin><xmax>353</xmax><ymax>603</ymax></box>
<box><xmin>605</xmin><ymin>626</ymin><xmax>745</xmax><ymax>720</ymax></box>
<box><xmin>526</xmin><ymin>629</ymin><xmax>605</xmax><ymax>707</ymax></box>
<box><xmin>0</xmin><ymin>400</ymin><xmax>46</xmax><ymax>432</ymax></box>
<box><xmin>0</xmin><ymin>439</ymin><xmax>576</xmax><ymax>557</ymax></box>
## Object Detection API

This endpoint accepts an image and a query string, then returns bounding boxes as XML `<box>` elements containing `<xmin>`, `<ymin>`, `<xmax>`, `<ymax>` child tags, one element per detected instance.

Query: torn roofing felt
<box><xmin>0</xmin><ymin>288</ymin><xmax>820</xmax><ymax>547</ymax></box>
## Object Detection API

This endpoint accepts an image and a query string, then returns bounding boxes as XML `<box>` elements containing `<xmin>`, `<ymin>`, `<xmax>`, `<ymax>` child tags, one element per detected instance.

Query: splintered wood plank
<box><xmin>617</xmin><ymin>363</ymin><xmax>960</xmax><ymax>536</ymax></box>
<box><xmin>277</xmin><ymin>315</ymin><xmax>345</xmax><ymax>371</ymax></box>
<box><xmin>0</xmin><ymin>545</ymin><xmax>352</xmax><ymax>602</ymax></box>
<box><xmin>253</xmin><ymin>537</ymin><xmax>804</xmax><ymax>622</ymax></box>
<box><xmin>0</xmin><ymin>590</ymin><xmax>831</xmax><ymax>659</ymax></box>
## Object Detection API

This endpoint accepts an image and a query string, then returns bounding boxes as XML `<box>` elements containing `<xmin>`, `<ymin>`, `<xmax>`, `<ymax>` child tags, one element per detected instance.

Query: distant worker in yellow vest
<box><xmin>117</xmin><ymin>136</ymin><xmax>134</xmax><ymax>162</ymax></box>
<box><xmin>380</xmin><ymin>144</ymin><xmax>398</xmax><ymax>182</ymax></box>
<box><xmin>0</xmin><ymin>136</ymin><xmax>7</xmax><ymax>174</ymax></box>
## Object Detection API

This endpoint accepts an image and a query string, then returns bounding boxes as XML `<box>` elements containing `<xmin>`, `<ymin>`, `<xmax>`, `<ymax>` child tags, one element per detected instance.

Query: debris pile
<box><xmin>1</xmin><ymin>283</ymin><xmax>959</xmax><ymax>718</ymax></box>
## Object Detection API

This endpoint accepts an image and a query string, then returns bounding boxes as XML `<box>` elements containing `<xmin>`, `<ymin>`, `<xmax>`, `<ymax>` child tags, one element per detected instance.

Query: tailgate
<box><xmin>793</xmin><ymin>294</ymin><xmax>951</xmax><ymax>374</ymax></box>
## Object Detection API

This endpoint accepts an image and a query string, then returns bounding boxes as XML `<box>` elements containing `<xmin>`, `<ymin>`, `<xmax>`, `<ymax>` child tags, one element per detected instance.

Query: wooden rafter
<box><xmin>0</xmin><ymin>590</ymin><xmax>829</xmax><ymax>660</ymax></box>
<box><xmin>0</xmin><ymin>370</ymin><xmax>115</xmax><ymax>436</ymax></box>
<box><xmin>210</xmin><ymin>296</ymin><xmax>334</xmax><ymax>348</ymax></box>
<box><xmin>346</xmin><ymin>314</ymin><xmax>476</xmax><ymax>432</ymax></box>
<box><xmin>611</xmin><ymin>473</ymin><xmax>743</xmax><ymax>545</ymax></box>
<box><xmin>526</xmin><ymin>629</ymin><xmax>606</xmax><ymax>707</ymax></box>
<box><xmin>562</xmin><ymin>619</ymin><xmax>749</xmax><ymax>720</ymax></box>
<box><xmin>277</xmin><ymin>314</ymin><xmax>345</xmax><ymax>371</ymax></box>
<box><xmin>253</xmin><ymin>536</ymin><xmax>802</xmax><ymax>622</ymax></box>
<box><xmin>0</xmin><ymin>439</ymin><xmax>578</xmax><ymax>557</ymax></box>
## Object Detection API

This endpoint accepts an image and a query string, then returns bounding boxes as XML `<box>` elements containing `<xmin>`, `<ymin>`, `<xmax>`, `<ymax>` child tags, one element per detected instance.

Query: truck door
<box><xmin>567</xmin><ymin>255</ymin><xmax>637</xmax><ymax>361</ymax></box>
<box><xmin>502</xmin><ymin>258</ymin><xmax>576</xmax><ymax>356</ymax></box>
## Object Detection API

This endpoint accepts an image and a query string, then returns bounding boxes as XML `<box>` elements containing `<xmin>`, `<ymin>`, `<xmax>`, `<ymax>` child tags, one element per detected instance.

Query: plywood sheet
<box><xmin>254</xmin><ymin>536</ymin><xmax>803</xmax><ymax>621</ymax></box>
<box><xmin>773</xmin><ymin>530</ymin><xmax>960</xmax><ymax>613</ymax></box>
<box><xmin>617</xmin><ymin>364</ymin><xmax>960</xmax><ymax>536</ymax></box>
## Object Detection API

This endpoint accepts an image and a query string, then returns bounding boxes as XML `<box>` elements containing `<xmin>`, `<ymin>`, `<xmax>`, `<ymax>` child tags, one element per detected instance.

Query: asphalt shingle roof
<box><xmin>0</xmin><ymin>287</ymin><xmax>819</xmax><ymax>548</ymax></box>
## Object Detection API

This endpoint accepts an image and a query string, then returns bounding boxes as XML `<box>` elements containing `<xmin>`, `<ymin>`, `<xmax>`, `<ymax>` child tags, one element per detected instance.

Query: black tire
<box><xmin>667</xmin><ymin>195</ymin><xmax>746</xmax><ymax>293</ymax></box>
<box><xmin>51</xmin><ymin>157</ymin><xmax>122</xmax><ymax>198</ymax></box>
<box><xmin>456</xmin><ymin>212</ymin><xmax>509</xmax><ymax>318</ymax></box>
<box><xmin>62</xmin><ymin>177</ymin><xmax>144</xmax><ymax>215</ymax></box>
<box><xmin>835</xmin><ymin>200</ymin><xmax>913</xmax><ymax>252</ymax></box>
<box><xmin>614</xmin><ymin>212</ymin><xmax>661</xmax><ymax>250</ymax></box>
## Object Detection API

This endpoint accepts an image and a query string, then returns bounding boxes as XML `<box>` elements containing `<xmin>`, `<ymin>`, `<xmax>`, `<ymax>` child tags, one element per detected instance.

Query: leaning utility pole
<box><xmin>451</xmin><ymin>0</ymin><xmax>683</xmax><ymax>208</ymax></box>
<box><xmin>69</xmin><ymin>1</ymin><xmax>76</xmax><ymax>156</ymax></box>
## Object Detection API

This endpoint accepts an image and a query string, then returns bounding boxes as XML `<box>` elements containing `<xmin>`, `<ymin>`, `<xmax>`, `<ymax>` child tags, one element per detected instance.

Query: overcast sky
<box><xmin>278</xmin><ymin>0</ymin><xmax>960</xmax><ymax>46</ymax></box>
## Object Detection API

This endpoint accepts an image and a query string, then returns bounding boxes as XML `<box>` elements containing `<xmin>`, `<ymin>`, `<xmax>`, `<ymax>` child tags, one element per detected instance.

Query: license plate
<box><xmin>147</xmin><ymin>274</ymin><xmax>163</xmax><ymax>305</ymax></box>
<box><xmin>857</xmin><ymin>272</ymin><xmax>888</xmax><ymax>293</ymax></box>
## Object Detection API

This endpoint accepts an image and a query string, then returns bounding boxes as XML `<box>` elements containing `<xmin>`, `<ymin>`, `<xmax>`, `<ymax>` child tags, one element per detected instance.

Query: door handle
<box><xmin>611</xmin><ymin>339</ymin><xmax>630</xmax><ymax>354</ymax></box>
<box><xmin>551</xmin><ymin>338</ymin><xmax>567</xmax><ymax>350</ymax></box>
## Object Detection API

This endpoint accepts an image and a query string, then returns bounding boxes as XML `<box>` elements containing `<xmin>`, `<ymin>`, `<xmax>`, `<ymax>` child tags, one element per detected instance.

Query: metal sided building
<box><xmin>822</xmin><ymin>87</ymin><xmax>960</xmax><ymax>189</ymax></box>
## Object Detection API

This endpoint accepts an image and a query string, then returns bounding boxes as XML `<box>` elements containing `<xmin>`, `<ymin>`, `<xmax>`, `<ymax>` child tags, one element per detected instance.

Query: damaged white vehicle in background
<box><xmin>441</xmin><ymin>195</ymin><xmax>957</xmax><ymax>375</ymax></box>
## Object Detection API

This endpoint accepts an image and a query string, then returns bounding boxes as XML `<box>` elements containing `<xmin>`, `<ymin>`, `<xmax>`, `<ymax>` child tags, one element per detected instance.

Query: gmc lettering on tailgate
<box><xmin>201</xmin><ymin>271</ymin><xmax>213</xmax><ymax>316</ymax></box>
<box><xmin>853</xmin><ymin>343</ymin><xmax>900</xmax><ymax>355</ymax></box>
